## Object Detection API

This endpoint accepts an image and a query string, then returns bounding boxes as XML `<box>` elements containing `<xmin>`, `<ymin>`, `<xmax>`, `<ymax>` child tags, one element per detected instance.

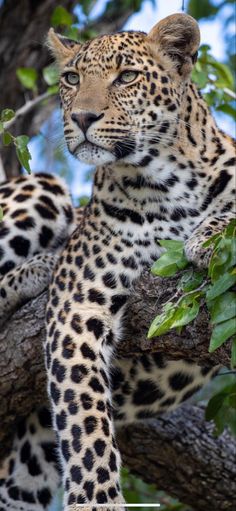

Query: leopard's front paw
<box><xmin>184</xmin><ymin>238</ymin><xmax>212</xmax><ymax>269</ymax></box>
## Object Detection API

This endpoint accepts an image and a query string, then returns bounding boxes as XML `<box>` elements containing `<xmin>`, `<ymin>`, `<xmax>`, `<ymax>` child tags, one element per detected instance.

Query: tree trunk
<box><xmin>0</xmin><ymin>270</ymin><xmax>234</xmax><ymax>510</ymax></box>
<box><xmin>0</xmin><ymin>0</ymin><xmax>76</xmax><ymax>177</ymax></box>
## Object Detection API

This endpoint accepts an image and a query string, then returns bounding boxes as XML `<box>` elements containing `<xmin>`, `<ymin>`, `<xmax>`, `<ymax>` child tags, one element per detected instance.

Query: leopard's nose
<box><xmin>71</xmin><ymin>112</ymin><xmax>103</xmax><ymax>134</ymax></box>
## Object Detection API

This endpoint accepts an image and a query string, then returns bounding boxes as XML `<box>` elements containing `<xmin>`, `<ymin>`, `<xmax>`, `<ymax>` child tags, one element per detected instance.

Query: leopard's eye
<box><xmin>116</xmin><ymin>71</ymin><xmax>139</xmax><ymax>84</ymax></box>
<box><xmin>63</xmin><ymin>72</ymin><xmax>80</xmax><ymax>86</ymax></box>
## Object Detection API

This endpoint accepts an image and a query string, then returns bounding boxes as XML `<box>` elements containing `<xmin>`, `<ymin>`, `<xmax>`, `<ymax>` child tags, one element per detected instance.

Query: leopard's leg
<box><xmin>111</xmin><ymin>354</ymin><xmax>219</xmax><ymax>423</ymax></box>
<box><xmin>0</xmin><ymin>407</ymin><xmax>60</xmax><ymax>511</ymax></box>
<box><xmin>0</xmin><ymin>253</ymin><xmax>58</xmax><ymax>327</ymax></box>
<box><xmin>46</xmin><ymin>312</ymin><xmax>125</xmax><ymax>511</ymax></box>
<box><xmin>185</xmin><ymin>212</ymin><xmax>235</xmax><ymax>268</ymax></box>
<box><xmin>45</xmin><ymin>227</ymin><xmax>142</xmax><ymax>511</ymax></box>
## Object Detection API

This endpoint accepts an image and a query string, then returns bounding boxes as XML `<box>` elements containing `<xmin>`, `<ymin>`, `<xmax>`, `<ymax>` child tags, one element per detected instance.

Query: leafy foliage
<box><xmin>15</xmin><ymin>135</ymin><xmax>32</xmax><ymax>174</ymax></box>
<box><xmin>16</xmin><ymin>67</ymin><xmax>38</xmax><ymax>91</ymax></box>
<box><xmin>188</xmin><ymin>0</ymin><xmax>218</xmax><ymax>20</ymax></box>
<box><xmin>149</xmin><ymin>220</ymin><xmax>236</xmax><ymax>435</ymax></box>
<box><xmin>0</xmin><ymin>111</ymin><xmax>31</xmax><ymax>173</ymax></box>
<box><xmin>188</xmin><ymin>0</ymin><xmax>236</xmax><ymax>79</ymax></box>
<box><xmin>51</xmin><ymin>5</ymin><xmax>73</xmax><ymax>27</ymax></box>
<box><xmin>205</xmin><ymin>378</ymin><xmax>236</xmax><ymax>436</ymax></box>
<box><xmin>121</xmin><ymin>467</ymin><xmax>191</xmax><ymax>511</ymax></box>
<box><xmin>192</xmin><ymin>45</ymin><xmax>236</xmax><ymax>120</ymax></box>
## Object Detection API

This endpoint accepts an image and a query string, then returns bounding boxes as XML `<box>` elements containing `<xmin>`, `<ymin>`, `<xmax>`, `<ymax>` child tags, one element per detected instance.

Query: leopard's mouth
<box><xmin>76</xmin><ymin>141</ymin><xmax>101</xmax><ymax>151</ymax></box>
<box><xmin>73</xmin><ymin>141</ymin><xmax>116</xmax><ymax>165</ymax></box>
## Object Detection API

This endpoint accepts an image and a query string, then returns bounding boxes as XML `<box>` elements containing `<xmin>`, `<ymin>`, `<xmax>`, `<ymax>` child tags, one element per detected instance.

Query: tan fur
<box><xmin>147</xmin><ymin>13</ymin><xmax>200</xmax><ymax>76</ymax></box>
<box><xmin>47</xmin><ymin>28</ymin><xmax>80</xmax><ymax>69</ymax></box>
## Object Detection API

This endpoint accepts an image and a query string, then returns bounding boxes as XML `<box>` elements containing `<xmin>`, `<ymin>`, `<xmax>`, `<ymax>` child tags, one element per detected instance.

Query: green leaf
<box><xmin>1</xmin><ymin>108</ymin><xmax>15</xmax><ymax>122</ymax></box>
<box><xmin>208</xmin><ymin>60</ymin><xmax>234</xmax><ymax>89</ymax></box>
<box><xmin>78</xmin><ymin>195</ymin><xmax>89</xmax><ymax>207</ymax></box>
<box><xmin>0</xmin><ymin>121</ymin><xmax>3</xmax><ymax>134</ymax></box>
<box><xmin>147</xmin><ymin>306</ymin><xmax>175</xmax><ymax>338</ymax></box>
<box><xmin>214</xmin><ymin>397</ymin><xmax>236</xmax><ymax>436</ymax></box>
<box><xmin>202</xmin><ymin>232</ymin><xmax>221</xmax><ymax>248</ymax></box>
<box><xmin>208</xmin><ymin>291</ymin><xmax>236</xmax><ymax>325</ymax></box>
<box><xmin>228</xmin><ymin>391</ymin><xmax>236</xmax><ymax>410</ymax></box>
<box><xmin>231</xmin><ymin>337</ymin><xmax>236</xmax><ymax>368</ymax></box>
<box><xmin>188</xmin><ymin>0</ymin><xmax>218</xmax><ymax>20</ymax></box>
<box><xmin>205</xmin><ymin>383</ymin><xmax>236</xmax><ymax>437</ymax></box>
<box><xmin>191</xmin><ymin>68</ymin><xmax>208</xmax><ymax>88</ymax></box>
<box><xmin>179</xmin><ymin>270</ymin><xmax>204</xmax><ymax>292</ymax></box>
<box><xmin>224</xmin><ymin>404</ymin><xmax>236</xmax><ymax>436</ymax></box>
<box><xmin>208</xmin><ymin>239</ymin><xmax>233</xmax><ymax>281</ymax></box>
<box><xmin>15</xmin><ymin>135</ymin><xmax>29</xmax><ymax>149</ymax></box>
<box><xmin>216</xmin><ymin>103</ymin><xmax>236</xmax><ymax>120</ymax></box>
<box><xmin>206</xmin><ymin>272</ymin><xmax>236</xmax><ymax>300</ymax></box>
<box><xmin>151</xmin><ymin>261</ymin><xmax>178</xmax><ymax>277</ymax></box>
<box><xmin>205</xmin><ymin>392</ymin><xmax>227</xmax><ymax>421</ymax></box>
<box><xmin>209</xmin><ymin>318</ymin><xmax>236</xmax><ymax>352</ymax></box>
<box><xmin>16</xmin><ymin>67</ymin><xmax>38</xmax><ymax>90</ymax></box>
<box><xmin>224</xmin><ymin>219</ymin><xmax>236</xmax><ymax>237</ymax></box>
<box><xmin>200</xmin><ymin>44</ymin><xmax>211</xmax><ymax>53</ymax></box>
<box><xmin>151</xmin><ymin>250</ymin><xmax>188</xmax><ymax>277</ymax></box>
<box><xmin>51</xmin><ymin>6</ymin><xmax>73</xmax><ymax>27</ymax></box>
<box><xmin>0</xmin><ymin>206</ymin><xmax>3</xmax><ymax>221</ymax></box>
<box><xmin>212</xmin><ymin>409</ymin><xmax>227</xmax><ymax>436</ymax></box>
<box><xmin>171</xmin><ymin>299</ymin><xmax>200</xmax><ymax>328</ymax></box>
<box><xmin>2</xmin><ymin>131</ymin><xmax>13</xmax><ymax>146</ymax></box>
<box><xmin>64</xmin><ymin>26</ymin><xmax>80</xmax><ymax>41</ymax></box>
<box><xmin>47</xmin><ymin>85</ymin><xmax>59</xmax><ymax>95</ymax></box>
<box><xmin>43</xmin><ymin>65</ymin><xmax>59</xmax><ymax>86</ymax></box>
<box><xmin>159</xmin><ymin>239</ymin><xmax>184</xmax><ymax>251</ymax></box>
<box><xmin>16</xmin><ymin>146</ymin><xmax>31</xmax><ymax>173</ymax></box>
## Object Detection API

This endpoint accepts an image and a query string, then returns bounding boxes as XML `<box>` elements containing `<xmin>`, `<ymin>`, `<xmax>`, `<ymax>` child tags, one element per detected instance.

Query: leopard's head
<box><xmin>48</xmin><ymin>13</ymin><xmax>200</xmax><ymax>167</ymax></box>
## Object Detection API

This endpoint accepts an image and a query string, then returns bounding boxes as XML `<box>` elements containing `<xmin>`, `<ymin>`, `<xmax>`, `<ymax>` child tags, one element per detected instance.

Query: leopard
<box><xmin>0</xmin><ymin>11</ymin><xmax>235</xmax><ymax>511</ymax></box>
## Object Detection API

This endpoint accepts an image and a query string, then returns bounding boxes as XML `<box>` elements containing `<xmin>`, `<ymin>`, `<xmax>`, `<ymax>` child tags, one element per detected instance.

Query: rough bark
<box><xmin>0</xmin><ymin>0</ymin><xmax>139</xmax><ymax>178</ymax></box>
<box><xmin>122</xmin><ymin>270</ymin><xmax>231</xmax><ymax>366</ymax></box>
<box><xmin>117</xmin><ymin>405</ymin><xmax>236</xmax><ymax>511</ymax></box>
<box><xmin>0</xmin><ymin>269</ymin><xmax>234</xmax><ymax>511</ymax></box>
<box><xmin>0</xmin><ymin>0</ymin><xmax>75</xmax><ymax>177</ymax></box>
<box><xmin>0</xmin><ymin>292</ymin><xmax>48</xmax><ymax>460</ymax></box>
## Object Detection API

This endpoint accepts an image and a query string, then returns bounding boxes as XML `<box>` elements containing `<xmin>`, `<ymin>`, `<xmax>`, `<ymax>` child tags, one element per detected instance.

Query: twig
<box><xmin>3</xmin><ymin>91</ymin><xmax>54</xmax><ymax>130</ymax></box>
<box><xmin>174</xmin><ymin>279</ymin><xmax>208</xmax><ymax>307</ymax></box>
<box><xmin>223</xmin><ymin>87</ymin><xmax>236</xmax><ymax>100</ymax></box>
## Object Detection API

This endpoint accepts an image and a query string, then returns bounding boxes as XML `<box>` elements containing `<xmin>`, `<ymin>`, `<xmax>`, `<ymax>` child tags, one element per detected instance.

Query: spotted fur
<box><xmin>0</xmin><ymin>12</ymin><xmax>235</xmax><ymax>511</ymax></box>
<box><xmin>0</xmin><ymin>173</ymin><xmax>77</xmax><ymax>327</ymax></box>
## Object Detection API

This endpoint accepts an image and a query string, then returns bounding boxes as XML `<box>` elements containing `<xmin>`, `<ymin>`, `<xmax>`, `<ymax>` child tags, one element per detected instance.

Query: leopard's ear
<box><xmin>147</xmin><ymin>13</ymin><xmax>200</xmax><ymax>76</ymax></box>
<box><xmin>47</xmin><ymin>28</ymin><xmax>81</xmax><ymax>68</ymax></box>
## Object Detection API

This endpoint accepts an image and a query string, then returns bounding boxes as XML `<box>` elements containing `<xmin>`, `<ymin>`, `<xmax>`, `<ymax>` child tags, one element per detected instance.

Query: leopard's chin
<box><xmin>75</xmin><ymin>142</ymin><xmax>116</xmax><ymax>165</ymax></box>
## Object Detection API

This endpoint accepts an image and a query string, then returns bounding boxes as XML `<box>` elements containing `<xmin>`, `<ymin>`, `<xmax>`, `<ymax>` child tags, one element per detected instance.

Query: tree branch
<box><xmin>117</xmin><ymin>405</ymin><xmax>236</xmax><ymax>511</ymax></box>
<box><xmin>3</xmin><ymin>91</ymin><xmax>53</xmax><ymax>130</ymax></box>
<box><xmin>0</xmin><ymin>293</ymin><xmax>48</xmax><ymax>460</ymax></box>
<box><xmin>122</xmin><ymin>270</ymin><xmax>231</xmax><ymax>366</ymax></box>
<box><xmin>0</xmin><ymin>269</ymin><xmax>232</xmax><ymax>463</ymax></box>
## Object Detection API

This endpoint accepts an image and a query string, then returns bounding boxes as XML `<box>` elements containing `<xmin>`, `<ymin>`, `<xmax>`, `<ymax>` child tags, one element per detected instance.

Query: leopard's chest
<box><xmin>88</xmin><ymin>211</ymin><xmax>202</xmax><ymax>289</ymax></box>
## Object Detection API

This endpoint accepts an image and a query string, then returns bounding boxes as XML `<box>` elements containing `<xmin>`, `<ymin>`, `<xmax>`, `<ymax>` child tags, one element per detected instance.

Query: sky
<box><xmin>29</xmin><ymin>0</ymin><xmax>235</xmax><ymax>201</ymax></box>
